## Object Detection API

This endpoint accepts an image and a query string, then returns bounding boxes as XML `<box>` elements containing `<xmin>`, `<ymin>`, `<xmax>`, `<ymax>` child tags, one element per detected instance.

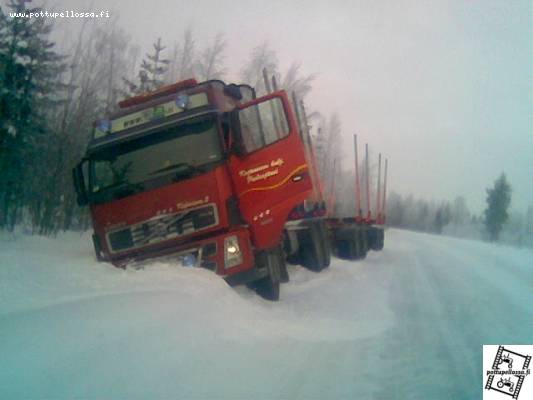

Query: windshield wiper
<box><xmin>149</xmin><ymin>162</ymin><xmax>209</xmax><ymax>182</ymax></box>
<box><xmin>105</xmin><ymin>181</ymin><xmax>144</xmax><ymax>200</ymax></box>
<box><xmin>149</xmin><ymin>162</ymin><xmax>192</xmax><ymax>175</ymax></box>
<box><xmin>172</xmin><ymin>164</ymin><xmax>208</xmax><ymax>182</ymax></box>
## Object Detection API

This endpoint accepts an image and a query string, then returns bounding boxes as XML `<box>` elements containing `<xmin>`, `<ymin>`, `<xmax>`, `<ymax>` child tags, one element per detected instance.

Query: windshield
<box><xmin>89</xmin><ymin>115</ymin><xmax>222</xmax><ymax>199</ymax></box>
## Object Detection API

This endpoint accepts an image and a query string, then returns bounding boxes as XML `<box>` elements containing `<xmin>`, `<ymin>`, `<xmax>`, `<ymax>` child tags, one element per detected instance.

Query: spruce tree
<box><xmin>123</xmin><ymin>37</ymin><xmax>169</xmax><ymax>95</ymax></box>
<box><xmin>484</xmin><ymin>173</ymin><xmax>512</xmax><ymax>241</ymax></box>
<box><xmin>0</xmin><ymin>0</ymin><xmax>66</xmax><ymax>229</ymax></box>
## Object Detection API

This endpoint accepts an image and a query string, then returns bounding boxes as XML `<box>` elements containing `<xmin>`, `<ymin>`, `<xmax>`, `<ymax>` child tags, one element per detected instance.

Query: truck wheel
<box><xmin>300</xmin><ymin>222</ymin><xmax>327</xmax><ymax>272</ymax></box>
<box><xmin>255</xmin><ymin>248</ymin><xmax>281</xmax><ymax>301</ymax></box>
<box><xmin>377</xmin><ymin>229</ymin><xmax>385</xmax><ymax>250</ymax></box>
<box><xmin>318</xmin><ymin>221</ymin><xmax>331</xmax><ymax>268</ymax></box>
<box><xmin>277</xmin><ymin>246</ymin><xmax>290</xmax><ymax>283</ymax></box>
<box><xmin>92</xmin><ymin>234</ymin><xmax>104</xmax><ymax>262</ymax></box>
<box><xmin>368</xmin><ymin>227</ymin><xmax>380</xmax><ymax>251</ymax></box>
<box><xmin>337</xmin><ymin>240</ymin><xmax>354</xmax><ymax>259</ymax></box>
<box><xmin>356</xmin><ymin>228</ymin><xmax>367</xmax><ymax>260</ymax></box>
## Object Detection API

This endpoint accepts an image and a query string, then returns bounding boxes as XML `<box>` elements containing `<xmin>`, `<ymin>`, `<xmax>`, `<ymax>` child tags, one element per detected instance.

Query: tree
<box><xmin>35</xmin><ymin>20</ymin><xmax>137</xmax><ymax>233</ymax></box>
<box><xmin>124</xmin><ymin>37</ymin><xmax>169</xmax><ymax>95</ymax></box>
<box><xmin>484</xmin><ymin>173</ymin><xmax>511</xmax><ymax>241</ymax></box>
<box><xmin>240</xmin><ymin>42</ymin><xmax>278</xmax><ymax>95</ymax></box>
<box><xmin>281</xmin><ymin>62</ymin><xmax>316</xmax><ymax>101</ymax></box>
<box><xmin>195</xmin><ymin>33</ymin><xmax>226</xmax><ymax>81</ymax></box>
<box><xmin>165</xmin><ymin>27</ymin><xmax>196</xmax><ymax>83</ymax></box>
<box><xmin>0</xmin><ymin>0</ymin><xmax>66</xmax><ymax>230</ymax></box>
<box><xmin>434</xmin><ymin>203</ymin><xmax>451</xmax><ymax>234</ymax></box>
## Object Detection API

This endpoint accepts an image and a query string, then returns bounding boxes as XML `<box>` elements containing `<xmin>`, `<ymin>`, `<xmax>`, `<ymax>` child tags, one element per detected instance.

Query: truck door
<box><xmin>228</xmin><ymin>91</ymin><xmax>312</xmax><ymax>250</ymax></box>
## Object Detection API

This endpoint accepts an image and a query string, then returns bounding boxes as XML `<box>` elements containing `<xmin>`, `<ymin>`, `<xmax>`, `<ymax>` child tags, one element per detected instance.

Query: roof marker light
<box><xmin>97</xmin><ymin>119</ymin><xmax>111</xmax><ymax>132</ymax></box>
<box><xmin>175</xmin><ymin>94</ymin><xmax>189</xmax><ymax>109</ymax></box>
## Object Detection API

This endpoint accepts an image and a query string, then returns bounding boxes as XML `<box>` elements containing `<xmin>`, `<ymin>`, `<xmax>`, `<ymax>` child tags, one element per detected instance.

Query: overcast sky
<box><xmin>44</xmin><ymin>1</ymin><xmax>533</xmax><ymax>213</ymax></box>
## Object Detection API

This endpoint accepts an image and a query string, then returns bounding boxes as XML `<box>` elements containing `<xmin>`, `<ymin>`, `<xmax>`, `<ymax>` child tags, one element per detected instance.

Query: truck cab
<box><xmin>73</xmin><ymin>79</ymin><xmax>313</xmax><ymax>300</ymax></box>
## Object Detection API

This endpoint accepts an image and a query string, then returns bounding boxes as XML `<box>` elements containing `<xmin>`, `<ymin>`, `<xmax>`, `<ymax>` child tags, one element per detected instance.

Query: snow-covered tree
<box><xmin>195</xmin><ymin>33</ymin><xmax>227</xmax><ymax>81</ymax></box>
<box><xmin>240</xmin><ymin>42</ymin><xmax>278</xmax><ymax>96</ymax></box>
<box><xmin>434</xmin><ymin>203</ymin><xmax>452</xmax><ymax>234</ymax></box>
<box><xmin>0</xmin><ymin>0</ymin><xmax>66</xmax><ymax>229</ymax></box>
<box><xmin>281</xmin><ymin>62</ymin><xmax>315</xmax><ymax>102</ymax></box>
<box><xmin>165</xmin><ymin>27</ymin><xmax>196</xmax><ymax>84</ymax></box>
<box><xmin>484</xmin><ymin>173</ymin><xmax>512</xmax><ymax>241</ymax></box>
<box><xmin>124</xmin><ymin>37</ymin><xmax>169</xmax><ymax>95</ymax></box>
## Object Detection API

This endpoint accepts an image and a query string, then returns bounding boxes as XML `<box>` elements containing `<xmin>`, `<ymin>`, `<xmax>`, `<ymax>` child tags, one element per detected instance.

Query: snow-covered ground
<box><xmin>0</xmin><ymin>229</ymin><xmax>531</xmax><ymax>399</ymax></box>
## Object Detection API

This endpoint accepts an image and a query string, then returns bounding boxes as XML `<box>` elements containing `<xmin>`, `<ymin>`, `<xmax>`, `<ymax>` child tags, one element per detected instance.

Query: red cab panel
<box><xmin>228</xmin><ymin>91</ymin><xmax>312</xmax><ymax>249</ymax></box>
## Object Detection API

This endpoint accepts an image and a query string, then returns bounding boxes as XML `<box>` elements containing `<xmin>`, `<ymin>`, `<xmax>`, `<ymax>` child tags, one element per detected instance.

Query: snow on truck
<box><xmin>72</xmin><ymin>78</ymin><xmax>386</xmax><ymax>301</ymax></box>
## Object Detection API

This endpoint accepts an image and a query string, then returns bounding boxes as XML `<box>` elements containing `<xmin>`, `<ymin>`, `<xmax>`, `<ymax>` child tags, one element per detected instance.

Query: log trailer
<box><xmin>73</xmin><ymin>77</ymin><xmax>386</xmax><ymax>301</ymax></box>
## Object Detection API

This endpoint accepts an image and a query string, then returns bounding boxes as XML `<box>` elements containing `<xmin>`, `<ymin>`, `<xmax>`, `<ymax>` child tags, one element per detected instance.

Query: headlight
<box><xmin>224</xmin><ymin>235</ymin><xmax>242</xmax><ymax>268</ymax></box>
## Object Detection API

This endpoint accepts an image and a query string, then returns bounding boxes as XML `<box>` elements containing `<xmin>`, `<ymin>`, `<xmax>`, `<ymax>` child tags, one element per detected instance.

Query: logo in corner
<box><xmin>484</xmin><ymin>345</ymin><xmax>532</xmax><ymax>399</ymax></box>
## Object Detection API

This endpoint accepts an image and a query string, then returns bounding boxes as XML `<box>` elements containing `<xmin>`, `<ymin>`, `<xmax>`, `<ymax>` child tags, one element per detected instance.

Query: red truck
<box><xmin>73</xmin><ymin>78</ymin><xmax>384</xmax><ymax>301</ymax></box>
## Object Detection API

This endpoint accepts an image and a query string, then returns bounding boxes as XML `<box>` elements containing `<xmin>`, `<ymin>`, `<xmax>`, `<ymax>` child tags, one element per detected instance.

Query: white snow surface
<box><xmin>0</xmin><ymin>229</ymin><xmax>531</xmax><ymax>399</ymax></box>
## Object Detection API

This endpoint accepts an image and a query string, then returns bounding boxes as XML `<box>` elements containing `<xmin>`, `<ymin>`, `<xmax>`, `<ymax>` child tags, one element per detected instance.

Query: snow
<box><xmin>6</xmin><ymin>123</ymin><xmax>17</xmax><ymax>137</ymax></box>
<box><xmin>0</xmin><ymin>229</ymin><xmax>532</xmax><ymax>399</ymax></box>
<box><xmin>14</xmin><ymin>54</ymin><xmax>31</xmax><ymax>66</ymax></box>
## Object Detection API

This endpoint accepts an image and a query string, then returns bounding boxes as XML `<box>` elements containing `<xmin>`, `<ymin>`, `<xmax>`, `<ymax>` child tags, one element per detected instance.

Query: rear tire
<box><xmin>278</xmin><ymin>247</ymin><xmax>289</xmax><ymax>283</ymax></box>
<box><xmin>334</xmin><ymin>226</ymin><xmax>368</xmax><ymax>260</ymax></box>
<box><xmin>376</xmin><ymin>229</ymin><xmax>385</xmax><ymax>250</ymax></box>
<box><xmin>318</xmin><ymin>220</ymin><xmax>331</xmax><ymax>269</ymax></box>
<box><xmin>300</xmin><ymin>221</ymin><xmax>328</xmax><ymax>272</ymax></box>
<box><xmin>357</xmin><ymin>228</ymin><xmax>368</xmax><ymax>259</ymax></box>
<box><xmin>367</xmin><ymin>227</ymin><xmax>379</xmax><ymax>251</ymax></box>
<box><xmin>337</xmin><ymin>239</ymin><xmax>356</xmax><ymax>259</ymax></box>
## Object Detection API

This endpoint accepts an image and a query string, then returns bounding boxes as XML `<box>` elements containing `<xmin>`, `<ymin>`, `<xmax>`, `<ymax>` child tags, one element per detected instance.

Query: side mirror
<box><xmin>229</xmin><ymin>109</ymin><xmax>247</xmax><ymax>156</ymax></box>
<box><xmin>223</xmin><ymin>84</ymin><xmax>243</xmax><ymax>100</ymax></box>
<box><xmin>72</xmin><ymin>160</ymin><xmax>89</xmax><ymax>206</ymax></box>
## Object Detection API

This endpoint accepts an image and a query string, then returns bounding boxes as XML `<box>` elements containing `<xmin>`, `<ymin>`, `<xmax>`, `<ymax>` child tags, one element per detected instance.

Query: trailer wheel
<box><xmin>337</xmin><ymin>240</ymin><xmax>354</xmax><ymax>259</ymax></box>
<box><xmin>255</xmin><ymin>248</ymin><xmax>282</xmax><ymax>301</ymax></box>
<box><xmin>356</xmin><ymin>228</ymin><xmax>367</xmax><ymax>260</ymax></box>
<box><xmin>367</xmin><ymin>227</ymin><xmax>379</xmax><ymax>251</ymax></box>
<box><xmin>300</xmin><ymin>222</ymin><xmax>328</xmax><ymax>272</ymax></box>
<box><xmin>335</xmin><ymin>227</ymin><xmax>367</xmax><ymax>260</ymax></box>
<box><xmin>376</xmin><ymin>229</ymin><xmax>385</xmax><ymax>250</ymax></box>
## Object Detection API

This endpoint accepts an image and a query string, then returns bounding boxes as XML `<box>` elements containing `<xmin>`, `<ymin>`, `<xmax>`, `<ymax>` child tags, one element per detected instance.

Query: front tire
<box><xmin>254</xmin><ymin>247</ymin><xmax>282</xmax><ymax>301</ymax></box>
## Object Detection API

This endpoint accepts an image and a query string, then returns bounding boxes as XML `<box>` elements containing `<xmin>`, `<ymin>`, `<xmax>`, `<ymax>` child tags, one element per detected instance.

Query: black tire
<box><xmin>337</xmin><ymin>239</ymin><xmax>355</xmax><ymax>259</ymax></box>
<box><xmin>318</xmin><ymin>221</ymin><xmax>331</xmax><ymax>268</ymax></box>
<box><xmin>255</xmin><ymin>248</ymin><xmax>281</xmax><ymax>301</ymax></box>
<box><xmin>377</xmin><ymin>229</ymin><xmax>385</xmax><ymax>250</ymax></box>
<box><xmin>334</xmin><ymin>226</ymin><xmax>369</xmax><ymax>260</ymax></box>
<box><xmin>367</xmin><ymin>227</ymin><xmax>380</xmax><ymax>251</ymax></box>
<box><xmin>356</xmin><ymin>228</ymin><xmax>367</xmax><ymax>260</ymax></box>
<box><xmin>300</xmin><ymin>222</ymin><xmax>327</xmax><ymax>272</ymax></box>
<box><xmin>92</xmin><ymin>234</ymin><xmax>105</xmax><ymax>262</ymax></box>
<box><xmin>278</xmin><ymin>247</ymin><xmax>290</xmax><ymax>283</ymax></box>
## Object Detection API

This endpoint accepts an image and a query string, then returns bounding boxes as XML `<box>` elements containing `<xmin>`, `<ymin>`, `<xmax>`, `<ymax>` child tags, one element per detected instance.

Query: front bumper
<box><xmin>107</xmin><ymin>227</ymin><xmax>255</xmax><ymax>278</ymax></box>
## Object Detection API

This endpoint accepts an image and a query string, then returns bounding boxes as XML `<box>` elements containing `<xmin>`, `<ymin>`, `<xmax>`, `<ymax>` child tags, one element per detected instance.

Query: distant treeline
<box><xmin>385</xmin><ymin>192</ymin><xmax>533</xmax><ymax>248</ymax></box>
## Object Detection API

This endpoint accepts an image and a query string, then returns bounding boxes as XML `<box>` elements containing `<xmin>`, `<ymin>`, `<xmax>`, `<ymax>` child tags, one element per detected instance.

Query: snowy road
<box><xmin>1</xmin><ymin>229</ymin><xmax>532</xmax><ymax>399</ymax></box>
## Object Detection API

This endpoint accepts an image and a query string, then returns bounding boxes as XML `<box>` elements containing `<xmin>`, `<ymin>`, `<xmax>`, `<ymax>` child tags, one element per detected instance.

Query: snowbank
<box><xmin>0</xmin><ymin>229</ymin><xmax>531</xmax><ymax>399</ymax></box>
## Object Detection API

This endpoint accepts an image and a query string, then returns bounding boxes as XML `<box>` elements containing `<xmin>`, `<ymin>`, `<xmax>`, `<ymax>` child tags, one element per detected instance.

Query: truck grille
<box><xmin>107</xmin><ymin>204</ymin><xmax>218</xmax><ymax>253</ymax></box>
